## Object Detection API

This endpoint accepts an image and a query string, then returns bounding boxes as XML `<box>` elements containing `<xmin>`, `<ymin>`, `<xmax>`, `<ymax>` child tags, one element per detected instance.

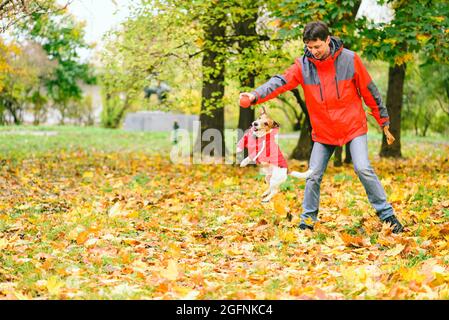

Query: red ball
<box><xmin>239</xmin><ymin>95</ymin><xmax>252</xmax><ymax>108</ymax></box>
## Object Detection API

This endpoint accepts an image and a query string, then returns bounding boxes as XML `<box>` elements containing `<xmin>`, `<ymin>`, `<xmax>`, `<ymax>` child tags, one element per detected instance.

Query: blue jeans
<box><xmin>300</xmin><ymin>134</ymin><xmax>394</xmax><ymax>226</ymax></box>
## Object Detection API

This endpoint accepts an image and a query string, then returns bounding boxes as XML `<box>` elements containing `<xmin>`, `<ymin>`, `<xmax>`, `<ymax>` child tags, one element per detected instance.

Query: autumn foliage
<box><xmin>0</xmin><ymin>129</ymin><xmax>448</xmax><ymax>299</ymax></box>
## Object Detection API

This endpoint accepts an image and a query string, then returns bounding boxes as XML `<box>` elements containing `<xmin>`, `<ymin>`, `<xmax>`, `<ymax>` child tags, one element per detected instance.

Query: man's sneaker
<box><xmin>383</xmin><ymin>215</ymin><xmax>404</xmax><ymax>234</ymax></box>
<box><xmin>299</xmin><ymin>223</ymin><xmax>314</xmax><ymax>231</ymax></box>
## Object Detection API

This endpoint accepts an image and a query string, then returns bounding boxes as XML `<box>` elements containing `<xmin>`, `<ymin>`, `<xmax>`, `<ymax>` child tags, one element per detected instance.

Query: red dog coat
<box><xmin>237</xmin><ymin>127</ymin><xmax>288</xmax><ymax>168</ymax></box>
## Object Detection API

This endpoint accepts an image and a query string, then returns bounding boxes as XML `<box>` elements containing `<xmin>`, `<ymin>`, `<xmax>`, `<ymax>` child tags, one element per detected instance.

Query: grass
<box><xmin>0</xmin><ymin>125</ymin><xmax>170</xmax><ymax>161</ymax></box>
<box><xmin>1</xmin><ymin>125</ymin><xmax>447</xmax><ymax>162</ymax></box>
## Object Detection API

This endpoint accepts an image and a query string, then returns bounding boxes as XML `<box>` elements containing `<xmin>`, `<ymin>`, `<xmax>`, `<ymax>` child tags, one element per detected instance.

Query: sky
<box><xmin>358</xmin><ymin>0</ymin><xmax>394</xmax><ymax>23</ymax></box>
<box><xmin>63</xmin><ymin>0</ymin><xmax>134</xmax><ymax>61</ymax></box>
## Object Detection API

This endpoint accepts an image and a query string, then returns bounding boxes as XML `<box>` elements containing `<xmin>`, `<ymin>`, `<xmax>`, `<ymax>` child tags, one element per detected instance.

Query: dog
<box><xmin>237</xmin><ymin>112</ymin><xmax>313</xmax><ymax>203</ymax></box>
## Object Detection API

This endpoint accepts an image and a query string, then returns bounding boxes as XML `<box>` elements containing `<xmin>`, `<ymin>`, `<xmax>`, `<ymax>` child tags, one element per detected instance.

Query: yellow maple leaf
<box><xmin>279</xmin><ymin>230</ymin><xmax>297</xmax><ymax>243</ymax></box>
<box><xmin>82</xmin><ymin>171</ymin><xmax>94</xmax><ymax>179</ymax></box>
<box><xmin>222</xmin><ymin>177</ymin><xmax>235</xmax><ymax>186</ymax></box>
<box><xmin>17</xmin><ymin>204</ymin><xmax>31</xmax><ymax>210</ymax></box>
<box><xmin>340</xmin><ymin>233</ymin><xmax>364</xmax><ymax>247</ymax></box>
<box><xmin>273</xmin><ymin>194</ymin><xmax>287</xmax><ymax>216</ymax></box>
<box><xmin>109</xmin><ymin>202</ymin><xmax>138</xmax><ymax>218</ymax></box>
<box><xmin>108</xmin><ymin>202</ymin><xmax>121</xmax><ymax>216</ymax></box>
<box><xmin>11</xmin><ymin>290</ymin><xmax>29</xmax><ymax>300</ymax></box>
<box><xmin>76</xmin><ymin>230</ymin><xmax>90</xmax><ymax>245</ymax></box>
<box><xmin>394</xmin><ymin>53</ymin><xmax>414</xmax><ymax>66</ymax></box>
<box><xmin>384</xmin><ymin>38</ymin><xmax>397</xmax><ymax>45</ymax></box>
<box><xmin>169</xmin><ymin>243</ymin><xmax>182</xmax><ymax>258</ymax></box>
<box><xmin>46</xmin><ymin>276</ymin><xmax>64</xmax><ymax>296</ymax></box>
<box><xmin>416</xmin><ymin>34</ymin><xmax>431</xmax><ymax>43</ymax></box>
<box><xmin>385</xmin><ymin>243</ymin><xmax>405</xmax><ymax>256</ymax></box>
<box><xmin>182</xmin><ymin>289</ymin><xmax>200</xmax><ymax>300</ymax></box>
<box><xmin>0</xmin><ymin>238</ymin><xmax>7</xmax><ymax>250</ymax></box>
<box><xmin>398</xmin><ymin>266</ymin><xmax>424</xmax><ymax>282</ymax></box>
<box><xmin>163</xmin><ymin>259</ymin><xmax>179</xmax><ymax>281</ymax></box>
<box><xmin>195</xmin><ymin>37</ymin><xmax>204</xmax><ymax>48</ymax></box>
<box><xmin>417</xmin><ymin>210</ymin><xmax>429</xmax><ymax>222</ymax></box>
<box><xmin>389</xmin><ymin>192</ymin><xmax>404</xmax><ymax>202</ymax></box>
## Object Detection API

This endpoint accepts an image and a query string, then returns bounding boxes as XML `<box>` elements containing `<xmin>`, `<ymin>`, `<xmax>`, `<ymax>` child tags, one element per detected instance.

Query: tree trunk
<box><xmin>295</xmin><ymin>113</ymin><xmax>304</xmax><ymax>131</ymax></box>
<box><xmin>291</xmin><ymin>116</ymin><xmax>313</xmax><ymax>161</ymax></box>
<box><xmin>290</xmin><ymin>88</ymin><xmax>313</xmax><ymax>160</ymax></box>
<box><xmin>380</xmin><ymin>64</ymin><xmax>406</xmax><ymax>158</ymax></box>
<box><xmin>5</xmin><ymin>100</ymin><xmax>22</xmax><ymax>125</ymax></box>
<box><xmin>345</xmin><ymin>145</ymin><xmax>352</xmax><ymax>163</ymax></box>
<box><xmin>276</xmin><ymin>95</ymin><xmax>302</xmax><ymax>130</ymax></box>
<box><xmin>59</xmin><ymin>104</ymin><xmax>67</xmax><ymax>125</ymax></box>
<box><xmin>236</xmin><ymin>13</ymin><xmax>257</xmax><ymax>134</ymax></box>
<box><xmin>12</xmin><ymin>108</ymin><xmax>21</xmax><ymax>125</ymax></box>
<box><xmin>194</xmin><ymin>14</ymin><xmax>226</xmax><ymax>158</ymax></box>
<box><xmin>333</xmin><ymin>144</ymin><xmax>353</xmax><ymax>166</ymax></box>
<box><xmin>334</xmin><ymin>146</ymin><xmax>343</xmax><ymax>167</ymax></box>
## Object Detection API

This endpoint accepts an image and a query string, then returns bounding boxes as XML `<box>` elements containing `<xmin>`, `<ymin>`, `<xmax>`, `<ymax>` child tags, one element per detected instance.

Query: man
<box><xmin>240</xmin><ymin>21</ymin><xmax>404</xmax><ymax>233</ymax></box>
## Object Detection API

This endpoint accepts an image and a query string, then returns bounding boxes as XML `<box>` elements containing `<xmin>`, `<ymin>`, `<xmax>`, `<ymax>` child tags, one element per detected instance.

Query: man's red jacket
<box><xmin>251</xmin><ymin>37</ymin><xmax>390</xmax><ymax>146</ymax></box>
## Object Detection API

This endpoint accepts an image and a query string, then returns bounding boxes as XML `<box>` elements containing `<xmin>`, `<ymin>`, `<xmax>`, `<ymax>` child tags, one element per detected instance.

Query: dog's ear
<box><xmin>272</xmin><ymin>121</ymin><xmax>280</xmax><ymax>128</ymax></box>
<box><xmin>260</xmin><ymin>106</ymin><xmax>267</xmax><ymax>115</ymax></box>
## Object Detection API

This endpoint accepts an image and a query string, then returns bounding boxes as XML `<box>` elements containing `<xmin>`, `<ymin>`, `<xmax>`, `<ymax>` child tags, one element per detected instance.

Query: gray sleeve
<box><xmin>252</xmin><ymin>75</ymin><xmax>287</xmax><ymax>102</ymax></box>
<box><xmin>367</xmin><ymin>81</ymin><xmax>390</xmax><ymax>126</ymax></box>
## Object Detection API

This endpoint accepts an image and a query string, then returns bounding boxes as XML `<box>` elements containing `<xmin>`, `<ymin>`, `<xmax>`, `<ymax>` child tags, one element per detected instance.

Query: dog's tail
<box><xmin>289</xmin><ymin>169</ymin><xmax>313</xmax><ymax>179</ymax></box>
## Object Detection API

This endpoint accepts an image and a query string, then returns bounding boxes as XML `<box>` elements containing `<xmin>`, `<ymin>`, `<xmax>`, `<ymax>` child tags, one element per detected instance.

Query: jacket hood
<box><xmin>304</xmin><ymin>36</ymin><xmax>343</xmax><ymax>60</ymax></box>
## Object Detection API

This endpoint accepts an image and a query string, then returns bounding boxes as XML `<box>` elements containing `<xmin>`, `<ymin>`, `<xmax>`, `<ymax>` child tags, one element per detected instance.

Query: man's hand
<box><xmin>239</xmin><ymin>92</ymin><xmax>256</xmax><ymax>102</ymax></box>
<box><xmin>240</xmin><ymin>157</ymin><xmax>252</xmax><ymax>167</ymax></box>
<box><xmin>383</xmin><ymin>125</ymin><xmax>395</xmax><ymax>145</ymax></box>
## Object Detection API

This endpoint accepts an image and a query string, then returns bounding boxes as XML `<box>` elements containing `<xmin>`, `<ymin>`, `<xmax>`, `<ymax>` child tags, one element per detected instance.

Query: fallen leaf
<box><xmin>82</xmin><ymin>172</ymin><xmax>94</xmax><ymax>179</ymax></box>
<box><xmin>385</xmin><ymin>244</ymin><xmax>406</xmax><ymax>256</ymax></box>
<box><xmin>0</xmin><ymin>238</ymin><xmax>8</xmax><ymax>250</ymax></box>
<box><xmin>340</xmin><ymin>233</ymin><xmax>364</xmax><ymax>247</ymax></box>
<box><xmin>46</xmin><ymin>276</ymin><xmax>64</xmax><ymax>296</ymax></box>
<box><xmin>76</xmin><ymin>231</ymin><xmax>90</xmax><ymax>245</ymax></box>
<box><xmin>163</xmin><ymin>259</ymin><xmax>179</xmax><ymax>281</ymax></box>
<box><xmin>273</xmin><ymin>194</ymin><xmax>287</xmax><ymax>216</ymax></box>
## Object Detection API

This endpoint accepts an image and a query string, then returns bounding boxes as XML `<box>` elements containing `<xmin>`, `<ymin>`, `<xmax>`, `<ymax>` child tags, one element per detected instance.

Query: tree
<box><xmin>231</xmin><ymin>1</ymin><xmax>301</xmax><ymax>158</ymax></box>
<box><xmin>360</xmin><ymin>0</ymin><xmax>449</xmax><ymax>157</ymax></box>
<box><xmin>0</xmin><ymin>38</ymin><xmax>42</xmax><ymax>124</ymax></box>
<box><xmin>19</xmin><ymin>9</ymin><xmax>96</xmax><ymax>124</ymax></box>
<box><xmin>99</xmin><ymin>0</ymin><xmax>202</xmax><ymax>128</ymax></box>
<box><xmin>20</xmin><ymin>41</ymin><xmax>56</xmax><ymax>124</ymax></box>
<box><xmin>234</xmin><ymin>3</ymin><xmax>258</xmax><ymax>136</ymax></box>
<box><xmin>192</xmin><ymin>2</ymin><xmax>227</xmax><ymax>158</ymax></box>
<box><xmin>403</xmin><ymin>59</ymin><xmax>449</xmax><ymax>136</ymax></box>
<box><xmin>0</xmin><ymin>0</ymin><xmax>68</xmax><ymax>33</ymax></box>
<box><xmin>0</xmin><ymin>37</ymin><xmax>19</xmax><ymax>93</ymax></box>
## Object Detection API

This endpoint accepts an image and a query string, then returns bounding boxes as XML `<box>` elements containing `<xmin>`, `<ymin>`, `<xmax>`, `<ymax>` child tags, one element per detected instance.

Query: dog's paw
<box><xmin>240</xmin><ymin>157</ymin><xmax>251</xmax><ymax>167</ymax></box>
<box><xmin>261</xmin><ymin>197</ymin><xmax>271</xmax><ymax>203</ymax></box>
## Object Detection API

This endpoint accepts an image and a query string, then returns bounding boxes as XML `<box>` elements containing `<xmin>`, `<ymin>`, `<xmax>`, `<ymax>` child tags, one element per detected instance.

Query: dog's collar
<box><xmin>252</xmin><ymin>128</ymin><xmax>273</xmax><ymax>139</ymax></box>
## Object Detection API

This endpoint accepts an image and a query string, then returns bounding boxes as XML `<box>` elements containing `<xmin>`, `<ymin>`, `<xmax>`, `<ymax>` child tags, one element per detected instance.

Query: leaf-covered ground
<box><xmin>0</xmin><ymin>127</ymin><xmax>448</xmax><ymax>299</ymax></box>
